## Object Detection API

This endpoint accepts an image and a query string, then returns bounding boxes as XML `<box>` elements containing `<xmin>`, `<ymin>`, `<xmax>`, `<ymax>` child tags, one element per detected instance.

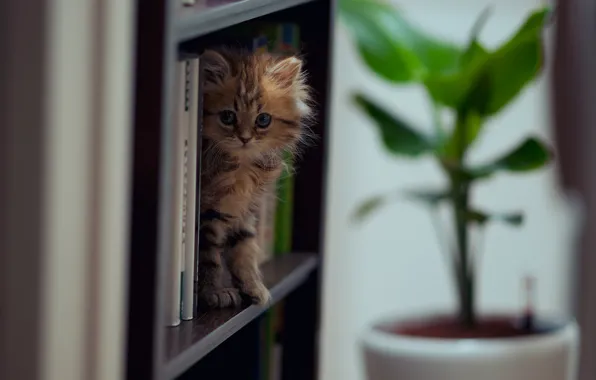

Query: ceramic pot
<box><xmin>361</xmin><ymin>314</ymin><xmax>579</xmax><ymax>380</ymax></box>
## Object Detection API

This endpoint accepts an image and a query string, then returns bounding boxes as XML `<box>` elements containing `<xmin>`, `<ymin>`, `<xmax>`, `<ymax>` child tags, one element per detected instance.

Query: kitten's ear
<box><xmin>267</xmin><ymin>56</ymin><xmax>303</xmax><ymax>88</ymax></box>
<box><xmin>201</xmin><ymin>49</ymin><xmax>231</xmax><ymax>83</ymax></box>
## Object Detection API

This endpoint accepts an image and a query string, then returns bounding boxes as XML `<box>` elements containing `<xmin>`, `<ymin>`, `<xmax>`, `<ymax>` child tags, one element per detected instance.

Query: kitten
<box><xmin>197</xmin><ymin>48</ymin><xmax>312</xmax><ymax>309</ymax></box>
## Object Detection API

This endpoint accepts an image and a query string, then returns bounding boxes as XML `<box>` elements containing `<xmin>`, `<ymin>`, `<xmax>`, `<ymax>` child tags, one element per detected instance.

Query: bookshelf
<box><xmin>164</xmin><ymin>254</ymin><xmax>318</xmax><ymax>379</ymax></box>
<box><xmin>127</xmin><ymin>0</ymin><xmax>333</xmax><ymax>379</ymax></box>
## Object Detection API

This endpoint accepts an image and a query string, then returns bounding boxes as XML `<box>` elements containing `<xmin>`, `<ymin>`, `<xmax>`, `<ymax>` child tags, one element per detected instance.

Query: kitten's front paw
<box><xmin>198</xmin><ymin>288</ymin><xmax>242</xmax><ymax>309</ymax></box>
<box><xmin>242</xmin><ymin>281</ymin><xmax>271</xmax><ymax>306</ymax></box>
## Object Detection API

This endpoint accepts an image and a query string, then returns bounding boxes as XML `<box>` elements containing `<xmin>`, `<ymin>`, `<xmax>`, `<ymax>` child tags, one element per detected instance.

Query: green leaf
<box><xmin>470</xmin><ymin>137</ymin><xmax>552</xmax><ymax>178</ymax></box>
<box><xmin>423</xmin><ymin>55</ymin><xmax>487</xmax><ymax>110</ymax></box>
<box><xmin>403</xmin><ymin>189</ymin><xmax>450</xmax><ymax>205</ymax></box>
<box><xmin>467</xmin><ymin>210</ymin><xmax>524</xmax><ymax>226</ymax></box>
<box><xmin>461</xmin><ymin>6</ymin><xmax>492</xmax><ymax>66</ymax></box>
<box><xmin>461</xmin><ymin>41</ymin><xmax>489</xmax><ymax>67</ymax></box>
<box><xmin>461</xmin><ymin>8</ymin><xmax>551</xmax><ymax>115</ymax></box>
<box><xmin>353</xmin><ymin>195</ymin><xmax>388</xmax><ymax>222</ymax></box>
<box><xmin>423</xmin><ymin>8</ymin><xmax>492</xmax><ymax>109</ymax></box>
<box><xmin>423</xmin><ymin>71</ymin><xmax>472</xmax><ymax>110</ymax></box>
<box><xmin>425</xmin><ymin>7</ymin><xmax>550</xmax><ymax>114</ymax></box>
<box><xmin>339</xmin><ymin>0</ymin><xmax>461</xmax><ymax>83</ymax></box>
<box><xmin>509</xmin><ymin>6</ymin><xmax>553</xmax><ymax>40</ymax></box>
<box><xmin>354</xmin><ymin>93</ymin><xmax>434</xmax><ymax>157</ymax></box>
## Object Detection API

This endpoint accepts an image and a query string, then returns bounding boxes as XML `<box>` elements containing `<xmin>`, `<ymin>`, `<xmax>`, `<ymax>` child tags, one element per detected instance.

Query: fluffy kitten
<box><xmin>197</xmin><ymin>48</ymin><xmax>312</xmax><ymax>308</ymax></box>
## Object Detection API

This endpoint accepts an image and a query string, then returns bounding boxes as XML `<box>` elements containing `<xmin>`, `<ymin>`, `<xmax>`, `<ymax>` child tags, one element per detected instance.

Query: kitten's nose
<box><xmin>239</xmin><ymin>136</ymin><xmax>252</xmax><ymax>145</ymax></box>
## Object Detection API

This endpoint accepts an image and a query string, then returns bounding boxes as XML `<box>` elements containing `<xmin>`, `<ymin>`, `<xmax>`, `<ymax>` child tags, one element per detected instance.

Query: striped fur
<box><xmin>197</xmin><ymin>48</ymin><xmax>313</xmax><ymax>308</ymax></box>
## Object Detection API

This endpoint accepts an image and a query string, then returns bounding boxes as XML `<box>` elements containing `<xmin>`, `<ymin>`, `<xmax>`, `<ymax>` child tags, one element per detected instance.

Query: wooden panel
<box><xmin>126</xmin><ymin>0</ymin><xmax>170</xmax><ymax>379</ymax></box>
<box><xmin>282</xmin><ymin>271</ymin><xmax>320</xmax><ymax>380</ymax></box>
<box><xmin>0</xmin><ymin>1</ymin><xmax>47</xmax><ymax>379</ymax></box>
<box><xmin>552</xmin><ymin>1</ymin><xmax>596</xmax><ymax>380</ymax></box>
<box><xmin>177</xmin><ymin>317</ymin><xmax>262</xmax><ymax>380</ymax></box>
<box><xmin>176</xmin><ymin>0</ymin><xmax>319</xmax><ymax>42</ymax></box>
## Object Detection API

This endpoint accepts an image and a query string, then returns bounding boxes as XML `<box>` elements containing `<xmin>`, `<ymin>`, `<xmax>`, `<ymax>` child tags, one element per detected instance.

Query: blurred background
<box><xmin>321</xmin><ymin>0</ymin><xmax>580</xmax><ymax>379</ymax></box>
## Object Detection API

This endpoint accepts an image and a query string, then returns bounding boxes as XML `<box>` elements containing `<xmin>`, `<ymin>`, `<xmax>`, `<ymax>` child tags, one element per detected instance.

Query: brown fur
<box><xmin>197</xmin><ymin>48</ymin><xmax>313</xmax><ymax>308</ymax></box>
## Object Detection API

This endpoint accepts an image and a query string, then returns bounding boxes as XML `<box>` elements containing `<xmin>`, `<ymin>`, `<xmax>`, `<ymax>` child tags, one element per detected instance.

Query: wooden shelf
<box><xmin>176</xmin><ymin>0</ymin><xmax>318</xmax><ymax>42</ymax></box>
<box><xmin>129</xmin><ymin>1</ymin><xmax>331</xmax><ymax>377</ymax></box>
<box><xmin>163</xmin><ymin>253</ymin><xmax>318</xmax><ymax>379</ymax></box>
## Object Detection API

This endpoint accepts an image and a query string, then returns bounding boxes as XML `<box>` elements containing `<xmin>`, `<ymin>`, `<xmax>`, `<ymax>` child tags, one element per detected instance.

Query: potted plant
<box><xmin>339</xmin><ymin>0</ymin><xmax>579</xmax><ymax>379</ymax></box>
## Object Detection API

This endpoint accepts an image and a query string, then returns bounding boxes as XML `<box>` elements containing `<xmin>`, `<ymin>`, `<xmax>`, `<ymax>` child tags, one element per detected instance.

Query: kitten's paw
<box><xmin>242</xmin><ymin>282</ymin><xmax>271</xmax><ymax>306</ymax></box>
<box><xmin>198</xmin><ymin>288</ymin><xmax>242</xmax><ymax>309</ymax></box>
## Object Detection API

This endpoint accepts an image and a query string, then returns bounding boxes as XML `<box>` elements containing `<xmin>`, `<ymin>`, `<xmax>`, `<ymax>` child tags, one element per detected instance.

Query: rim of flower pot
<box><xmin>361</xmin><ymin>311</ymin><xmax>579</xmax><ymax>358</ymax></box>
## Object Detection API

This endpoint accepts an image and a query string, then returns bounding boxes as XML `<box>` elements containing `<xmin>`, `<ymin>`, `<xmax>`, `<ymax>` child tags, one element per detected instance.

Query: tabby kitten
<box><xmin>197</xmin><ymin>48</ymin><xmax>312</xmax><ymax>308</ymax></box>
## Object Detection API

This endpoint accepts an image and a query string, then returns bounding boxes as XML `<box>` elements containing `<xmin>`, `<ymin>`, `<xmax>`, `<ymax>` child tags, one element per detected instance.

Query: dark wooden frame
<box><xmin>0</xmin><ymin>1</ymin><xmax>47</xmax><ymax>379</ymax></box>
<box><xmin>552</xmin><ymin>1</ymin><xmax>596</xmax><ymax>379</ymax></box>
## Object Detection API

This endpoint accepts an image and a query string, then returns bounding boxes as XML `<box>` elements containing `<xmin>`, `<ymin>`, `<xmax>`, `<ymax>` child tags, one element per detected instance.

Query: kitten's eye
<box><xmin>219</xmin><ymin>110</ymin><xmax>236</xmax><ymax>126</ymax></box>
<box><xmin>255</xmin><ymin>113</ymin><xmax>272</xmax><ymax>128</ymax></box>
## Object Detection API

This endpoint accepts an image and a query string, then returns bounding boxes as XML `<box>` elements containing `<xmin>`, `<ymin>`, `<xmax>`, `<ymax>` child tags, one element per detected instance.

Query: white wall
<box><xmin>319</xmin><ymin>1</ymin><xmax>581</xmax><ymax>379</ymax></box>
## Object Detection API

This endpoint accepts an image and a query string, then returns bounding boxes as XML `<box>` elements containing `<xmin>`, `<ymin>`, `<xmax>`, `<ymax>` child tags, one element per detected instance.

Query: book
<box><xmin>167</xmin><ymin>60</ymin><xmax>188</xmax><ymax>327</ymax></box>
<box><xmin>166</xmin><ymin>55</ymin><xmax>202</xmax><ymax>325</ymax></box>
<box><xmin>253</xmin><ymin>33</ymin><xmax>269</xmax><ymax>54</ymax></box>
<box><xmin>179</xmin><ymin>60</ymin><xmax>190</xmax><ymax>321</ymax></box>
<box><xmin>274</xmin><ymin>155</ymin><xmax>295</xmax><ymax>255</ymax></box>
<box><xmin>193</xmin><ymin>56</ymin><xmax>205</xmax><ymax>318</ymax></box>
<box><xmin>182</xmin><ymin>137</ymin><xmax>188</xmax><ymax>317</ymax></box>
<box><xmin>182</xmin><ymin>56</ymin><xmax>200</xmax><ymax>321</ymax></box>
<box><xmin>257</xmin><ymin>183</ymin><xmax>278</xmax><ymax>263</ymax></box>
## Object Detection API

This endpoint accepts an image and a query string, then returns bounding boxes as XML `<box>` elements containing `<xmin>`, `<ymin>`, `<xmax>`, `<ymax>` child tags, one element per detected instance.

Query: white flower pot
<box><xmin>361</xmin><ymin>314</ymin><xmax>579</xmax><ymax>380</ymax></box>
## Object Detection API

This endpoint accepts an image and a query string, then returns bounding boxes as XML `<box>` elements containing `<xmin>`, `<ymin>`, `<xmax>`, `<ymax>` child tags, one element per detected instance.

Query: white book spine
<box><xmin>182</xmin><ymin>58</ymin><xmax>199</xmax><ymax>320</ymax></box>
<box><xmin>168</xmin><ymin>60</ymin><xmax>187</xmax><ymax>327</ymax></box>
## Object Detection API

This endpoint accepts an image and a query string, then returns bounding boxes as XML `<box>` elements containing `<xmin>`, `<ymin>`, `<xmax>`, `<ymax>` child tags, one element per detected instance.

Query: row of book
<box><xmin>165</xmin><ymin>21</ymin><xmax>302</xmax><ymax>380</ymax></box>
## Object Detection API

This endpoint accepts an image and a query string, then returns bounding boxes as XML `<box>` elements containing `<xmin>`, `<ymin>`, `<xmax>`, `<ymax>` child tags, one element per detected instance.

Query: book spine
<box><xmin>274</xmin><ymin>154</ymin><xmax>294</xmax><ymax>255</ymax></box>
<box><xmin>181</xmin><ymin>137</ymin><xmax>188</xmax><ymax>318</ymax></box>
<box><xmin>179</xmin><ymin>62</ymin><xmax>190</xmax><ymax>320</ymax></box>
<box><xmin>182</xmin><ymin>57</ymin><xmax>199</xmax><ymax>320</ymax></box>
<box><xmin>256</xmin><ymin>197</ymin><xmax>267</xmax><ymax>263</ymax></box>
<box><xmin>257</xmin><ymin>183</ymin><xmax>277</xmax><ymax>264</ymax></box>
<box><xmin>265</xmin><ymin>184</ymin><xmax>278</xmax><ymax>258</ymax></box>
<box><xmin>167</xmin><ymin>60</ymin><xmax>187</xmax><ymax>327</ymax></box>
<box><xmin>193</xmin><ymin>55</ymin><xmax>205</xmax><ymax>318</ymax></box>
<box><xmin>253</xmin><ymin>33</ymin><xmax>269</xmax><ymax>54</ymax></box>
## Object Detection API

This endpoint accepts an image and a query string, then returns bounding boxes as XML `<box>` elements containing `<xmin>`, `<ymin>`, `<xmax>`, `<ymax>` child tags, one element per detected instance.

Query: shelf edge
<box><xmin>163</xmin><ymin>254</ymin><xmax>318</xmax><ymax>379</ymax></box>
<box><xmin>176</xmin><ymin>0</ymin><xmax>318</xmax><ymax>42</ymax></box>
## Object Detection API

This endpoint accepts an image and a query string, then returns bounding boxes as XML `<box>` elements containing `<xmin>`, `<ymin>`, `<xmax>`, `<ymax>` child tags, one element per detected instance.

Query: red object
<box><xmin>388</xmin><ymin>315</ymin><xmax>546</xmax><ymax>339</ymax></box>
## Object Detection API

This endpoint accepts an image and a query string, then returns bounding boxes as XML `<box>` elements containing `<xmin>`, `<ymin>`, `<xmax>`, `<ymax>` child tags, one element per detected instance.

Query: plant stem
<box><xmin>452</xmin><ymin>111</ymin><xmax>476</xmax><ymax>328</ymax></box>
<box><xmin>453</xmin><ymin>182</ymin><xmax>474</xmax><ymax>327</ymax></box>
